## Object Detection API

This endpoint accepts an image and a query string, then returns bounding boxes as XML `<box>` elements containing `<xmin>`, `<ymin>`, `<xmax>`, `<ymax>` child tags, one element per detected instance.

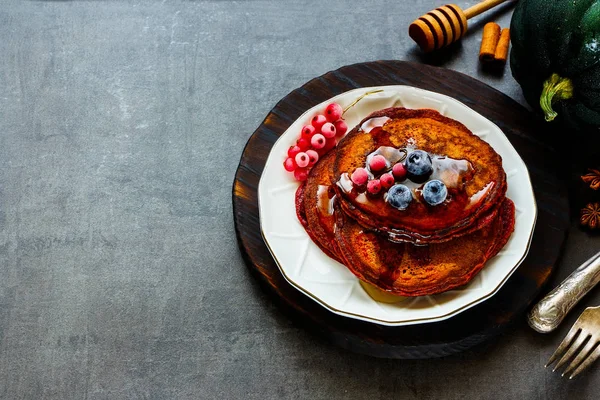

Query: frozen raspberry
<box><xmin>320</xmin><ymin>122</ymin><xmax>336</xmax><ymax>139</ymax></box>
<box><xmin>380</xmin><ymin>173</ymin><xmax>395</xmax><ymax>189</ymax></box>
<box><xmin>311</xmin><ymin>133</ymin><xmax>326</xmax><ymax>149</ymax></box>
<box><xmin>392</xmin><ymin>163</ymin><xmax>407</xmax><ymax>181</ymax></box>
<box><xmin>334</xmin><ymin>119</ymin><xmax>348</xmax><ymax>137</ymax></box>
<box><xmin>297</xmin><ymin>137</ymin><xmax>311</xmax><ymax>151</ymax></box>
<box><xmin>301</xmin><ymin>125</ymin><xmax>315</xmax><ymax>139</ymax></box>
<box><xmin>325</xmin><ymin>103</ymin><xmax>343</xmax><ymax>122</ymax></box>
<box><xmin>306</xmin><ymin>149</ymin><xmax>319</xmax><ymax>166</ymax></box>
<box><xmin>367</xmin><ymin>179</ymin><xmax>382</xmax><ymax>195</ymax></box>
<box><xmin>295</xmin><ymin>152</ymin><xmax>309</xmax><ymax>168</ymax></box>
<box><xmin>294</xmin><ymin>168</ymin><xmax>308</xmax><ymax>182</ymax></box>
<box><xmin>369</xmin><ymin>155</ymin><xmax>387</xmax><ymax>172</ymax></box>
<box><xmin>311</xmin><ymin>114</ymin><xmax>327</xmax><ymax>131</ymax></box>
<box><xmin>351</xmin><ymin>168</ymin><xmax>369</xmax><ymax>186</ymax></box>
<box><xmin>283</xmin><ymin>157</ymin><xmax>296</xmax><ymax>172</ymax></box>
<box><xmin>288</xmin><ymin>145</ymin><xmax>301</xmax><ymax>159</ymax></box>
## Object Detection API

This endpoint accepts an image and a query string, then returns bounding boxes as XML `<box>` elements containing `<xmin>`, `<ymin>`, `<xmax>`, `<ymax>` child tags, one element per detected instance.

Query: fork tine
<box><xmin>562</xmin><ymin>337</ymin><xmax>597</xmax><ymax>377</ymax></box>
<box><xmin>553</xmin><ymin>331</ymin><xmax>588</xmax><ymax>371</ymax></box>
<box><xmin>568</xmin><ymin>342</ymin><xmax>600</xmax><ymax>379</ymax></box>
<box><xmin>546</xmin><ymin>327</ymin><xmax>581</xmax><ymax>368</ymax></box>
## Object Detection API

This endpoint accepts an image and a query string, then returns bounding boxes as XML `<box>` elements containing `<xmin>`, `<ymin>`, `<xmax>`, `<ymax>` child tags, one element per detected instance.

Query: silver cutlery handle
<box><xmin>528</xmin><ymin>251</ymin><xmax>600</xmax><ymax>333</ymax></box>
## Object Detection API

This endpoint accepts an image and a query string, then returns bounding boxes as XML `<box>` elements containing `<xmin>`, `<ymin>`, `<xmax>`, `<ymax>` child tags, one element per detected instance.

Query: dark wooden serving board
<box><xmin>232</xmin><ymin>61</ymin><xmax>570</xmax><ymax>359</ymax></box>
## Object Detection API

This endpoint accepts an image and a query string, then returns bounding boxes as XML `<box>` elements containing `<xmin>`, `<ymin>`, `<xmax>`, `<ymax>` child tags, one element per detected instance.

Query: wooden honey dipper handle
<box><xmin>464</xmin><ymin>0</ymin><xmax>510</xmax><ymax>19</ymax></box>
<box><xmin>409</xmin><ymin>0</ymin><xmax>513</xmax><ymax>53</ymax></box>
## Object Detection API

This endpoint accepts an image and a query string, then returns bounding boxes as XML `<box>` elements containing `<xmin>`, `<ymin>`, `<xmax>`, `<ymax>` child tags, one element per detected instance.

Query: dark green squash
<box><xmin>510</xmin><ymin>0</ymin><xmax>600</xmax><ymax>132</ymax></box>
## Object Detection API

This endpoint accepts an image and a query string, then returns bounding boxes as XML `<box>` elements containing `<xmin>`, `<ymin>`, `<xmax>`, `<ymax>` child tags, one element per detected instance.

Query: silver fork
<box><xmin>545</xmin><ymin>306</ymin><xmax>600</xmax><ymax>379</ymax></box>
<box><xmin>529</xmin><ymin>251</ymin><xmax>600</xmax><ymax>378</ymax></box>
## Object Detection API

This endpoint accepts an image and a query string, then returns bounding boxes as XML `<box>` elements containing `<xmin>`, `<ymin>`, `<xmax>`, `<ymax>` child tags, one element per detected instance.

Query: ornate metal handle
<box><xmin>528</xmin><ymin>251</ymin><xmax>600</xmax><ymax>333</ymax></box>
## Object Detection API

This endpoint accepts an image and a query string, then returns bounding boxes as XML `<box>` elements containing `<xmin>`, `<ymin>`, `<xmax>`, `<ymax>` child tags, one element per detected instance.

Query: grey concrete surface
<box><xmin>0</xmin><ymin>1</ymin><xmax>598</xmax><ymax>399</ymax></box>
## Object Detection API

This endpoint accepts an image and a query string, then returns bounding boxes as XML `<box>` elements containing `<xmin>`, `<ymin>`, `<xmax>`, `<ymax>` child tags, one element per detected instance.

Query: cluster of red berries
<box><xmin>283</xmin><ymin>102</ymin><xmax>348</xmax><ymax>181</ymax></box>
<box><xmin>351</xmin><ymin>157</ymin><xmax>408</xmax><ymax>195</ymax></box>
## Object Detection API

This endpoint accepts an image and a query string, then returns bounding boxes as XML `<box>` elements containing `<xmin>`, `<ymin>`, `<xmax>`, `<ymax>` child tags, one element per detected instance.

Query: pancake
<box><xmin>333</xmin><ymin>198</ymin><xmax>515</xmax><ymax>297</ymax></box>
<box><xmin>296</xmin><ymin>106</ymin><xmax>515</xmax><ymax>298</ymax></box>
<box><xmin>333</xmin><ymin>107</ymin><xmax>506</xmax><ymax>244</ymax></box>
<box><xmin>296</xmin><ymin>151</ymin><xmax>342</xmax><ymax>262</ymax></box>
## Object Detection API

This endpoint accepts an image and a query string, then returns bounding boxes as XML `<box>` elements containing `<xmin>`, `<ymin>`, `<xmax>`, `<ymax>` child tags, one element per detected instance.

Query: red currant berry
<box><xmin>311</xmin><ymin>133</ymin><xmax>326</xmax><ymax>149</ymax></box>
<box><xmin>283</xmin><ymin>157</ymin><xmax>296</xmax><ymax>172</ymax></box>
<box><xmin>294</xmin><ymin>168</ymin><xmax>308</xmax><ymax>182</ymax></box>
<box><xmin>367</xmin><ymin>179</ymin><xmax>382</xmax><ymax>195</ymax></box>
<box><xmin>321</xmin><ymin>137</ymin><xmax>337</xmax><ymax>154</ymax></box>
<box><xmin>295</xmin><ymin>152</ymin><xmax>309</xmax><ymax>168</ymax></box>
<box><xmin>325</xmin><ymin>103</ymin><xmax>343</xmax><ymax>122</ymax></box>
<box><xmin>380</xmin><ymin>173</ymin><xmax>395</xmax><ymax>189</ymax></box>
<box><xmin>301</xmin><ymin>125</ymin><xmax>315</xmax><ymax>139</ymax></box>
<box><xmin>351</xmin><ymin>168</ymin><xmax>369</xmax><ymax>186</ymax></box>
<box><xmin>392</xmin><ymin>163</ymin><xmax>407</xmax><ymax>181</ymax></box>
<box><xmin>320</xmin><ymin>122</ymin><xmax>336</xmax><ymax>139</ymax></box>
<box><xmin>369</xmin><ymin>155</ymin><xmax>387</xmax><ymax>172</ymax></box>
<box><xmin>288</xmin><ymin>145</ymin><xmax>301</xmax><ymax>159</ymax></box>
<box><xmin>334</xmin><ymin>119</ymin><xmax>348</xmax><ymax>137</ymax></box>
<box><xmin>306</xmin><ymin>149</ymin><xmax>319</xmax><ymax>166</ymax></box>
<box><xmin>297</xmin><ymin>137</ymin><xmax>311</xmax><ymax>151</ymax></box>
<box><xmin>311</xmin><ymin>114</ymin><xmax>327</xmax><ymax>131</ymax></box>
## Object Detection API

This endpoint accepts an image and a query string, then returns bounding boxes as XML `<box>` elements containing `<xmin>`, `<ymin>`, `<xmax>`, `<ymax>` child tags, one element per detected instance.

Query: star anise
<box><xmin>581</xmin><ymin>203</ymin><xmax>600</xmax><ymax>229</ymax></box>
<box><xmin>582</xmin><ymin>168</ymin><xmax>600</xmax><ymax>190</ymax></box>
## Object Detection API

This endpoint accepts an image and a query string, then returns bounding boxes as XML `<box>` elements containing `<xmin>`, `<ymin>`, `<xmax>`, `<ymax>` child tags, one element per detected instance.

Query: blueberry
<box><xmin>386</xmin><ymin>184</ymin><xmax>413</xmax><ymax>210</ymax></box>
<box><xmin>405</xmin><ymin>150</ymin><xmax>433</xmax><ymax>183</ymax></box>
<box><xmin>422</xmin><ymin>180</ymin><xmax>448</xmax><ymax>206</ymax></box>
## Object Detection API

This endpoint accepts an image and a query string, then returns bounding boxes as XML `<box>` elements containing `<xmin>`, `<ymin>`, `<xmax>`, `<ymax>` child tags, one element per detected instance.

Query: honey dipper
<box><xmin>409</xmin><ymin>0</ymin><xmax>512</xmax><ymax>52</ymax></box>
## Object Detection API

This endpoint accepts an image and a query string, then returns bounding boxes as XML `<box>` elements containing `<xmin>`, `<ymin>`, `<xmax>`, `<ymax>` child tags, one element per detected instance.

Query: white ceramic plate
<box><xmin>258</xmin><ymin>86</ymin><xmax>537</xmax><ymax>326</ymax></box>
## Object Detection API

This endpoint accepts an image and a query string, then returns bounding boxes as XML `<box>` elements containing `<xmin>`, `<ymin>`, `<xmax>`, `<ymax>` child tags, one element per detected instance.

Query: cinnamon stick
<box><xmin>494</xmin><ymin>28</ymin><xmax>511</xmax><ymax>63</ymax></box>
<box><xmin>479</xmin><ymin>22</ymin><xmax>501</xmax><ymax>62</ymax></box>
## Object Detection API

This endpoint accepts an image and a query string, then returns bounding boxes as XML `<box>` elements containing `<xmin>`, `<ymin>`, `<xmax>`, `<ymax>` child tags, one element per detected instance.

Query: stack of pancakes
<box><xmin>296</xmin><ymin>107</ymin><xmax>515</xmax><ymax>297</ymax></box>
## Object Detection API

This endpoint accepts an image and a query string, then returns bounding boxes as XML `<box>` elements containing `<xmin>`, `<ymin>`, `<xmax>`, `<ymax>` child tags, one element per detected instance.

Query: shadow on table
<box><xmin>406</xmin><ymin>42</ymin><xmax>464</xmax><ymax>67</ymax></box>
<box><xmin>464</xmin><ymin>2</ymin><xmax>515</xmax><ymax>37</ymax></box>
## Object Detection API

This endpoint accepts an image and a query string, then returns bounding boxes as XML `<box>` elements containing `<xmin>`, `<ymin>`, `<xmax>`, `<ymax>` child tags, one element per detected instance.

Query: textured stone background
<box><xmin>0</xmin><ymin>1</ymin><xmax>598</xmax><ymax>399</ymax></box>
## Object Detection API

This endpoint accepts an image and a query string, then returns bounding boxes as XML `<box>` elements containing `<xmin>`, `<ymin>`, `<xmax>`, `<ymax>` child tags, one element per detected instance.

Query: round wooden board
<box><xmin>232</xmin><ymin>61</ymin><xmax>570</xmax><ymax>359</ymax></box>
